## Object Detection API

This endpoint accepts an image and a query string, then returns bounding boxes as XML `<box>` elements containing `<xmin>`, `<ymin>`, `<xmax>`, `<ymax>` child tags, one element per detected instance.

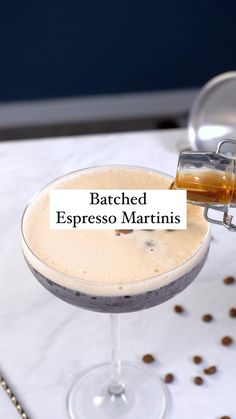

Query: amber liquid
<box><xmin>172</xmin><ymin>170</ymin><xmax>236</xmax><ymax>206</ymax></box>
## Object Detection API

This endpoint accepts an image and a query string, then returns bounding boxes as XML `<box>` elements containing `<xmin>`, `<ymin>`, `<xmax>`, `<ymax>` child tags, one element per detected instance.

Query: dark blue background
<box><xmin>0</xmin><ymin>1</ymin><xmax>235</xmax><ymax>102</ymax></box>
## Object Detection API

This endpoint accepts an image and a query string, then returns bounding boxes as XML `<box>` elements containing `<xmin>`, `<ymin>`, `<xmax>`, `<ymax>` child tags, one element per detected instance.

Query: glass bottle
<box><xmin>172</xmin><ymin>139</ymin><xmax>236</xmax><ymax>231</ymax></box>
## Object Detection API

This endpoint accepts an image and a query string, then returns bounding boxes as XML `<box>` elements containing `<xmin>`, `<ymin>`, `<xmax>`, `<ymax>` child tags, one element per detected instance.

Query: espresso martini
<box><xmin>22</xmin><ymin>166</ymin><xmax>210</xmax><ymax>312</ymax></box>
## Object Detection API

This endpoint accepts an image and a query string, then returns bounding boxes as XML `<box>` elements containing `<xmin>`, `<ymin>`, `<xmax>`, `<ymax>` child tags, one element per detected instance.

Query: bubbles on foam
<box><xmin>22</xmin><ymin>167</ymin><xmax>210</xmax><ymax>296</ymax></box>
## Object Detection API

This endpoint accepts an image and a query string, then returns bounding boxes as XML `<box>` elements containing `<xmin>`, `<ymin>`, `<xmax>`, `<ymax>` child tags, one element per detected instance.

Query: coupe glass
<box><xmin>21</xmin><ymin>166</ymin><xmax>211</xmax><ymax>419</ymax></box>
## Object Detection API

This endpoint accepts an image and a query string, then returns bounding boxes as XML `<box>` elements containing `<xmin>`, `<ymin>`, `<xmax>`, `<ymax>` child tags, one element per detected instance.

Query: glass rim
<box><xmin>21</xmin><ymin>164</ymin><xmax>211</xmax><ymax>289</ymax></box>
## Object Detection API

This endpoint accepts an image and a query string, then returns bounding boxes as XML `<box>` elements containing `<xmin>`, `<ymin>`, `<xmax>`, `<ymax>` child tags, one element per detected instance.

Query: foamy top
<box><xmin>22</xmin><ymin>167</ymin><xmax>210</xmax><ymax>296</ymax></box>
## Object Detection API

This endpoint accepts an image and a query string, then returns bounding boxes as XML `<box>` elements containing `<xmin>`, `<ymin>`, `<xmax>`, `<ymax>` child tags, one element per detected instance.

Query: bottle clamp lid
<box><xmin>203</xmin><ymin>139</ymin><xmax>236</xmax><ymax>232</ymax></box>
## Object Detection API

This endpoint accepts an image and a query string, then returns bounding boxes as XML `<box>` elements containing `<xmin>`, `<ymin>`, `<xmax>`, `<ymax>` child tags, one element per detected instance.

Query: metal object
<box><xmin>188</xmin><ymin>72</ymin><xmax>236</xmax><ymax>152</ymax></box>
<box><xmin>203</xmin><ymin>139</ymin><xmax>236</xmax><ymax>232</ymax></box>
<box><xmin>216</xmin><ymin>138</ymin><xmax>236</xmax><ymax>156</ymax></box>
<box><xmin>0</xmin><ymin>374</ymin><xmax>29</xmax><ymax>419</ymax></box>
<box><xmin>204</xmin><ymin>206</ymin><xmax>236</xmax><ymax>232</ymax></box>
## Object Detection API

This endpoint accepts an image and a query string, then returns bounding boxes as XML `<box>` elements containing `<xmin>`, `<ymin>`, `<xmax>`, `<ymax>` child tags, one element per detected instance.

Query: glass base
<box><xmin>67</xmin><ymin>362</ymin><xmax>169</xmax><ymax>419</ymax></box>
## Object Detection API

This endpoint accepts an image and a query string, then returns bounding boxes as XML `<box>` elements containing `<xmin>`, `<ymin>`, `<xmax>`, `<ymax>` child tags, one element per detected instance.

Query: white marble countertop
<box><xmin>1</xmin><ymin>129</ymin><xmax>236</xmax><ymax>419</ymax></box>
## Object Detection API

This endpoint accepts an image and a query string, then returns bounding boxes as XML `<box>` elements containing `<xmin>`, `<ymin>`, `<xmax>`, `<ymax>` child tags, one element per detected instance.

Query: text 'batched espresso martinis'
<box><xmin>22</xmin><ymin>166</ymin><xmax>210</xmax><ymax>313</ymax></box>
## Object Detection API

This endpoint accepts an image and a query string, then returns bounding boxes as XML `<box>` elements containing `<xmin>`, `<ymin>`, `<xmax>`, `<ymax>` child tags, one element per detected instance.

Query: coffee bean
<box><xmin>193</xmin><ymin>355</ymin><xmax>203</xmax><ymax>364</ymax></box>
<box><xmin>145</xmin><ymin>240</ymin><xmax>154</xmax><ymax>248</ymax></box>
<box><xmin>221</xmin><ymin>336</ymin><xmax>233</xmax><ymax>346</ymax></box>
<box><xmin>202</xmin><ymin>314</ymin><xmax>213</xmax><ymax>322</ymax></box>
<box><xmin>164</xmin><ymin>373</ymin><xmax>174</xmax><ymax>383</ymax></box>
<box><xmin>204</xmin><ymin>366</ymin><xmax>217</xmax><ymax>375</ymax></box>
<box><xmin>174</xmin><ymin>305</ymin><xmax>184</xmax><ymax>314</ymax></box>
<box><xmin>223</xmin><ymin>276</ymin><xmax>235</xmax><ymax>285</ymax></box>
<box><xmin>142</xmin><ymin>354</ymin><xmax>155</xmax><ymax>364</ymax></box>
<box><xmin>194</xmin><ymin>376</ymin><xmax>203</xmax><ymax>385</ymax></box>
<box><xmin>229</xmin><ymin>308</ymin><xmax>236</xmax><ymax>318</ymax></box>
<box><xmin>115</xmin><ymin>230</ymin><xmax>133</xmax><ymax>235</ymax></box>
<box><xmin>220</xmin><ymin>416</ymin><xmax>231</xmax><ymax>419</ymax></box>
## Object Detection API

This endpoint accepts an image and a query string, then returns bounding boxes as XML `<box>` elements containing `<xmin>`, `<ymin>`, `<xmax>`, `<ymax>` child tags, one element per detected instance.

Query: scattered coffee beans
<box><xmin>142</xmin><ymin>354</ymin><xmax>155</xmax><ymax>364</ymax></box>
<box><xmin>229</xmin><ymin>308</ymin><xmax>236</xmax><ymax>318</ymax></box>
<box><xmin>194</xmin><ymin>376</ymin><xmax>204</xmax><ymax>385</ymax></box>
<box><xmin>164</xmin><ymin>373</ymin><xmax>174</xmax><ymax>383</ymax></box>
<box><xmin>204</xmin><ymin>366</ymin><xmax>217</xmax><ymax>375</ymax></box>
<box><xmin>221</xmin><ymin>336</ymin><xmax>234</xmax><ymax>346</ymax></box>
<box><xmin>174</xmin><ymin>305</ymin><xmax>184</xmax><ymax>314</ymax></box>
<box><xmin>202</xmin><ymin>314</ymin><xmax>213</xmax><ymax>322</ymax></box>
<box><xmin>193</xmin><ymin>355</ymin><xmax>203</xmax><ymax>364</ymax></box>
<box><xmin>223</xmin><ymin>276</ymin><xmax>235</xmax><ymax>285</ymax></box>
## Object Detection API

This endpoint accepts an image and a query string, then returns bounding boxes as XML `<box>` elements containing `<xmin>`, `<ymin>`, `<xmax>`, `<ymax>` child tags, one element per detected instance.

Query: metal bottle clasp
<box><xmin>203</xmin><ymin>139</ymin><xmax>236</xmax><ymax>232</ymax></box>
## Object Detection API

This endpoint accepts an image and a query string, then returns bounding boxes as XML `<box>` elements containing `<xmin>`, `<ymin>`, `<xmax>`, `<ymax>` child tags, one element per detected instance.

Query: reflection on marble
<box><xmin>0</xmin><ymin>129</ymin><xmax>235</xmax><ymax>419</ymax></box>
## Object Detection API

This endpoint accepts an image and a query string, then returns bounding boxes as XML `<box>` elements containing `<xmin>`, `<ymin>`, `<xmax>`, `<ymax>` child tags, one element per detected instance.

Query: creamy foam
<box><xmin>22</xmin><ymin>167</ymin><xmax>210</xmax><ymax>296</ymax></box>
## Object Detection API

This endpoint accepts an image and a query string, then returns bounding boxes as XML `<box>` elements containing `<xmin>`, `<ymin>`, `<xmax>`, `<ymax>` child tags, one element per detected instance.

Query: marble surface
<box><xmin>0</xmin><ymin>129</ymin><xmax>236</xmax><ymax>419</ymax></box>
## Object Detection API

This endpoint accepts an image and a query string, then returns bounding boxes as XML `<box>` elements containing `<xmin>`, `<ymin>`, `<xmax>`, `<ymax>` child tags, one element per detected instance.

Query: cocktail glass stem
<box><xmin>108</xmin><ymin>313</ymin><xmax>125</xmax><ymax>396</ymax></box>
